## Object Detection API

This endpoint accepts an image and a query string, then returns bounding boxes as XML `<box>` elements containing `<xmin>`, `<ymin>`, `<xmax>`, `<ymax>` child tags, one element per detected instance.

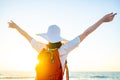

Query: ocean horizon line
<box><xmin>0</xmin><ymin>71</ymin><xmax>120</xmax><ymax>80</ymax></box>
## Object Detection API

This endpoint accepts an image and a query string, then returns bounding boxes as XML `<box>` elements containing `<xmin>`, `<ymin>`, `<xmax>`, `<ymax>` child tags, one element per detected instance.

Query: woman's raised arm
<box><xmin>8</xmin><ymin>20</ymin><xmax>33</xmax><ymax>43</ymax></box>
<box><xmin>79</xmin><ymin>13</ymin><xmax>116</xmax><ymax>42</ymax></box>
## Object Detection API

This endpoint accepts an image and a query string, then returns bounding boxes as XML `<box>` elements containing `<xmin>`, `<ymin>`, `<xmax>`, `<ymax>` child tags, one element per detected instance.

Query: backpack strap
<box><xmin>65</xmin><ymin>60</ymin><xmax>69</xmax><ymax>80</ymax></box>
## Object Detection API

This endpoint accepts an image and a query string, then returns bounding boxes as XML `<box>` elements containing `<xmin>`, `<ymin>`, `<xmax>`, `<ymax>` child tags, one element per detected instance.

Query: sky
<box><xmin>0</xmin><ymin>0</ymin><xmax>120</xmax><ymax>72</ymax></box>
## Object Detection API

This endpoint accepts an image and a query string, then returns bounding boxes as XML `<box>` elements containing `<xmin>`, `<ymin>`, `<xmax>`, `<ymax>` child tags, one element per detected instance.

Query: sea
<box><xmin>0</xmin><ymin>71</ymin><xmax>120</xmax><ymax>80</ymax></box>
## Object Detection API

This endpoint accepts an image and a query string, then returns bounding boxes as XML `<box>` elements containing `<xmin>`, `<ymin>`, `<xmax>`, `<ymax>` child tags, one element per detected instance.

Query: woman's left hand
<box><xmin>8</xmin><ymin>20</ymin><xmax>17</xmax><ymax>28</ymax></box>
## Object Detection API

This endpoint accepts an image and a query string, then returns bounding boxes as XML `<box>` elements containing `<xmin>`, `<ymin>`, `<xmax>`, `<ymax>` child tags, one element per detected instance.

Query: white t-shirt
<box><xmin>30</xmin><ymin>36</ymin><xmax>80</xmax><ymax>70</ymax></box>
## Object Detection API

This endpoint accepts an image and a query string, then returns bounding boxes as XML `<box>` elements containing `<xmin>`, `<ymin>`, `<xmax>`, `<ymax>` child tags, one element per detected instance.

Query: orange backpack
<box><xmin>36</xmin><ymin>48</ymin><xmax>63</xmax><ymax>80</ymax></box>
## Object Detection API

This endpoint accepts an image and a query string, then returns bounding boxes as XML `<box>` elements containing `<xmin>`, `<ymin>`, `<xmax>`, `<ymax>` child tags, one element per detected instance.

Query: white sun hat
<box><xmin>36</xmin><ymin>25</ymin><xmax>65</xmax><ymax>43</ymax></box>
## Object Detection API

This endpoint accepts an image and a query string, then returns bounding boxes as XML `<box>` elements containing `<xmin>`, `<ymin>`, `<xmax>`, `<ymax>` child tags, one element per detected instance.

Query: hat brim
<box><xmin>36</xmin><ymin>33</ymin><xmax>65</xmax><ymax>43</ymax></box>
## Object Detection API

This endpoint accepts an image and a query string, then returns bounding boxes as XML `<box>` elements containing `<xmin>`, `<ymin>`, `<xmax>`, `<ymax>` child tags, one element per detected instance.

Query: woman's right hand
<box><xmin>101</xmin><ymin>13</ymin><xmax>117</xmax><ymax>22</ymax></box>
<box><xmin>8</xmin><ymin>20</ymin><xmax>17</xmax><ymax>28</ymax></box>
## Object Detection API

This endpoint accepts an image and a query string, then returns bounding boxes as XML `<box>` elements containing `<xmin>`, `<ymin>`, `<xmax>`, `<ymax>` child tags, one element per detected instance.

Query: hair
<box><xmin>48</xmin><ymin>42</ymin><xmax>62</xmax><ymax>49</ymax></box>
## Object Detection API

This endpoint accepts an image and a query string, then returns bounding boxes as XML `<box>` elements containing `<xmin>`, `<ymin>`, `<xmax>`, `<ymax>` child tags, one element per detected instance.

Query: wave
<box><xmin>0</xmin><ymin>76</ymin><xmax>34</xmax><ymax>79</ymax></box>
<box><xmin>91</xmin><ymin>75</ymin><xmax>109</xmax><ymax>78</ymax></box>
